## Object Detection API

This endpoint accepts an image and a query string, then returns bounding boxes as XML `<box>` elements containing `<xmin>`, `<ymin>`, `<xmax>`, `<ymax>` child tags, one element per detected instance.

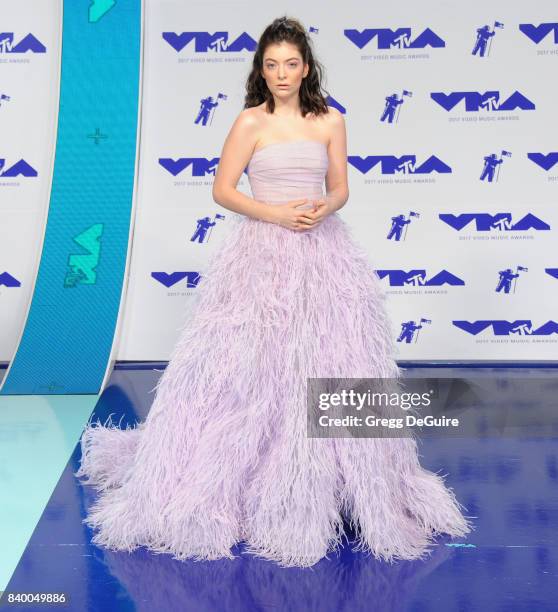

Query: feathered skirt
<box><xmin>75</xmin><ymin>212</ymin><xmax>472</xmax><ymax>568</ymax></box>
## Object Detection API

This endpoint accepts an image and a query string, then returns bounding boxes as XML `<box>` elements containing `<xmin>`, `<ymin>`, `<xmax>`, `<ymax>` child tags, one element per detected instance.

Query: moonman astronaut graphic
<box><xmin>380</xmin><ymin>94</ymin><xmax>404</xmax><ymax>123</ymax></box>
<box><xmin>472</xmin><ymin>25</ymin><xmax>495</xmax><ymax>57</ymax></box>
<box><xmin>387</xmin><ymin>214</ymin><xmax>411</xmax><ymax>241</ymax></box>
<box><xmin>191</xmin><ymin>216</ymin><xmax>216</xmax><ymax>243</ymax></box>
<box><xmin>480</xmin><ymin>153</ymin><xmax>503</xmax><ymax>182</ymax></box>
<box><xmin>397</xmin><ymin>320</ymin><xmax>423</xmax><ymax>343</ymax></box>
<box><xmin>195</xmin><ymin>96</ymin><xmax>219</xmax><ymax>126</ymax></box>
<box><xmin>495</xmin><ymin>268</ymin><xmax>519</xmax><ymax>293</ymax></box>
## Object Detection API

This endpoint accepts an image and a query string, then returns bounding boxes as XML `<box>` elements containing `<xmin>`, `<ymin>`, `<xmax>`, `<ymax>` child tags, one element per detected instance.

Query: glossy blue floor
<box><xmin>1</xmin><ymin>365</ymin><xmax>557</xmax><ymax>611</ymax></box>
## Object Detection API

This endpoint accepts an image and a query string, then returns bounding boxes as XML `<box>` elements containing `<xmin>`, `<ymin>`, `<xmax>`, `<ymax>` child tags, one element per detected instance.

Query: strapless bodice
<box><xmin>247</xmin><ymin>140</ymin><xmax>328</xmax><ymax>206</ymax></box>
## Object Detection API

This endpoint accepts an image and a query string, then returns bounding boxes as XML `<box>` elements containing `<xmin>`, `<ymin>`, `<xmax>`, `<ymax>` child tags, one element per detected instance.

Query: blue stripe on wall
<box><xmin>0</xmin><ymin>0</ymin><xmax>141</xmax><ymax>395</ymax></box>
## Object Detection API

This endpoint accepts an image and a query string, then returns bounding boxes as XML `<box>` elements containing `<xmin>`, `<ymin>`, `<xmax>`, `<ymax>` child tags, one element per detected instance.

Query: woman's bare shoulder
<box><xmin>324</xmin><ymin>105</ymin><xmax>344</xmax><ymax>125</ymax></box>
<box><xmin>228</xmin><ymin>106</ymin><xmax>264</xmax><ymax>142</ymax></box>
<box><xmin>236</xmin><ymin>106</ymin><xmax>262</xmax><ymax>126</ymax></box>
<box><xmin>310</xmin><ymin>106</ymin><xmax>344</xmax><ymax>145</ymax></box>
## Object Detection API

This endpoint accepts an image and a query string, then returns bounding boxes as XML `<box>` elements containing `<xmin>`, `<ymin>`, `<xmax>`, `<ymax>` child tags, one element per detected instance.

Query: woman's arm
<box><xmin>212</xmin><ymin>110</ymin><xmax>273</xmax><ymax>222</ymax></box>
<box><xmin>324</xmin><ymin>107</ymin><xmax>349</xmax><ymax>212</ymax></box>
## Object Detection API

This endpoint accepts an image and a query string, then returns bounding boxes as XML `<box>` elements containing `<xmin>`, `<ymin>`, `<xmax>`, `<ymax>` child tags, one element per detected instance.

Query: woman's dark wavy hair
<box><xmin>244</xmin><ymin>16</ymin><xmax>330</xmax><ymax>117</ymax></box>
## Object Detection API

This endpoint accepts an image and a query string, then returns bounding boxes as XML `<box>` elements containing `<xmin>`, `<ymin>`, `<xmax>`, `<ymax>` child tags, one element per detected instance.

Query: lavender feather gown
<box><xmin>75</xmin><ymin>139</ymin><xmax>472</xmax><ymax>568</ymax></box>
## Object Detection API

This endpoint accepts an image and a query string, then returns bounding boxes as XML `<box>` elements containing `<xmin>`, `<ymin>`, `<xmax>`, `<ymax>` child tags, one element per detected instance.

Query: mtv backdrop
<box><xmin>3</xmin><ymin>0</ymin><xmax>558</xmax><ymax>364</ymax></box>
<box><xmin>0</xmin><ymin>1</ymin><xmax>61</xmax><ymax>363</ymax></box>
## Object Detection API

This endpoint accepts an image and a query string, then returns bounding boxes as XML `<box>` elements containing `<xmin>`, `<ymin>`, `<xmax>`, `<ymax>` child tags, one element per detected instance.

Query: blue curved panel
<box><xmin>1</xmin><ymin>0</ymin><xmax>141</xmax><ymax>394</ymax></box>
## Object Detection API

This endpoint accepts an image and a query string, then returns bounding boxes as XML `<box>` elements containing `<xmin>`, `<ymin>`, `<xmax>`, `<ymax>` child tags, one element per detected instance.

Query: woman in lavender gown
<box><xmin>75</xmin><ymin>16</ymin><xmax>472</xmax><ymax>568</ymax></box>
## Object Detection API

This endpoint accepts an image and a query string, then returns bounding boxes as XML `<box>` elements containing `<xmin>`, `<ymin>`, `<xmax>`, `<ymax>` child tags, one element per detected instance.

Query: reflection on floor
<box><xmin>1</xmin><ymin>364</ymin><xmax>557</xmax><ymax>611</ymax></box>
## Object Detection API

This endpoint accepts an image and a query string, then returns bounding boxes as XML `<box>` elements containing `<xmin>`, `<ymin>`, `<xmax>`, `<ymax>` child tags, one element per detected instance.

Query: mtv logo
<box><xmin>344</xmin><ymin>27</ymin><xmax>445</xmax><ymax>50</ymax></box>
<box><xmin>376</xmin><ymin>269</ymin><xmax>465</xmax><ymax>286</ymax></box>
<box><xmin>453</xmin><ymin>319</ymin><xmax>558</xmax><ymax>336</ymax></box>
<box><xmin>431</xmin><ymin>91</ymin><xmax>535</xmax><ymax>112</ymax></box>
<box><xmin>349</xmin><ymin>155</ymin><xmax>451</xmax><ymax>175</ymax></box>
<box><xmin>162</xmin><ymin>31</ymin><xmax>256</xmax><ymax>53</ymax></box>
<box><xmin>439</xmin><ymin>213</ymin><xmax>550</xmax><ymax>232</ymax></box>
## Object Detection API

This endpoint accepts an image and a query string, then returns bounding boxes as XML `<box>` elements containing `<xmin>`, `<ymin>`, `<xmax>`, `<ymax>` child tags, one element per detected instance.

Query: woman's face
<box><xmin>261</xmin><ymin>41</ymin><xmax>308</xmax><ymax>98</ymax></box>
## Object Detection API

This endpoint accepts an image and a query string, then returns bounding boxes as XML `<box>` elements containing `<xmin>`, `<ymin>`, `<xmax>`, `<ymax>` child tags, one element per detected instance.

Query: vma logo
<box><xmin>0</xmin><ymin>158</ymin><xmax>37</xmax><ymax>177</ymax></box>
<box><xmin>344</xmin><ymin>28</ymin><xmax>445</xmax><ymax>49</ymax></box>
<box><xmin>528</xmin><ymin>152</ymin><xmax>558</xmax><ymax>172</ymax></box>
<box><xmin>454</xmin><ymin>320</ymin><xmax>558</xmax><ymax>336</ymax></box>
<box><xmin>0</xmin><ymin>33</ymin><xmax>46</xmax><ymax>53</ymax></box>
<box><xmin>159</xmin><ymin>157</ymin><xmax>219</xmax><ymax>177</ymax></box>
<box><xmin>349</xmin><ymin>155</ymin><xmax>451</xmax><ymax>175</ymax></box>
<box><xmin>440</xmin><ymin>213</ymin><xmax>550</xmax><ymax>232</ymax></box>
<box><xmin>431</xmin><ymin>91</ymin><xmax>535</xmax><ymax>112</ymax></box>
<box><xmin>152</xmin><ymin>272</ymin><xmax>202</xmax><ymax>288</ymax></box>
<box><xmin>519</xmin><ymin>23</ymin><xmax>558</xmax><ymax>45</ymax></box>
<box><xmin>64</xmin><ymin>224</ymin><xmax>103</xmax><ymax>288</ymax></box>
<box><xmin>0</xmin><ymin>272</ymin><xmax>21</xmax><ymax>287</ymax></box>
<box><xmin>377</xmin><ymin>269</ymin><xmax>464</xmax><ymax>287</ymax></box>
<box><xmin>163</xmin><ymin>32</ymin><xmax>256</xmax><ymax>53</ymax></box>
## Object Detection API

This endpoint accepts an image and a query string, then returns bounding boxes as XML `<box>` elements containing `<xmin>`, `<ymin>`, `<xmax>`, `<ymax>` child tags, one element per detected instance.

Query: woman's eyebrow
<box><xmin>264</xmin><ymin>57</ymin><xmax>300</xmax><ymax>62</ymax></box>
